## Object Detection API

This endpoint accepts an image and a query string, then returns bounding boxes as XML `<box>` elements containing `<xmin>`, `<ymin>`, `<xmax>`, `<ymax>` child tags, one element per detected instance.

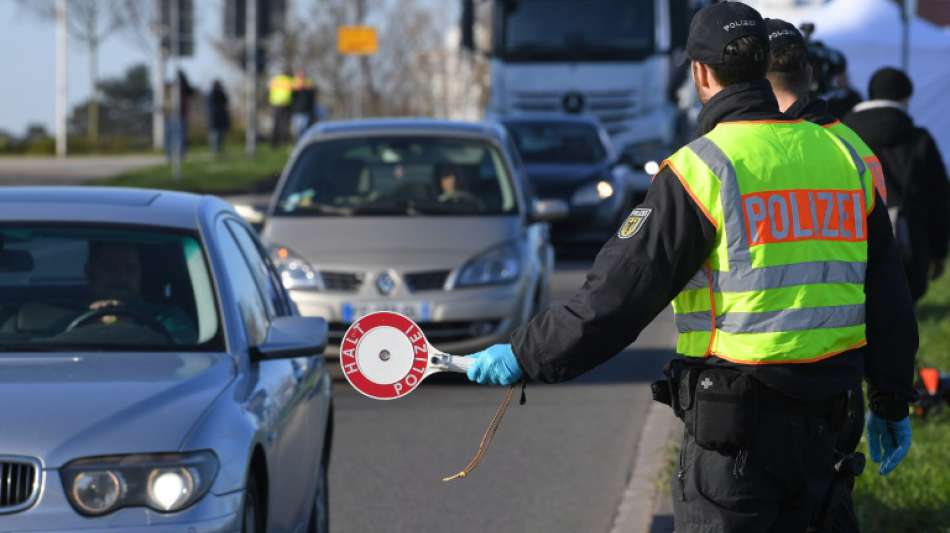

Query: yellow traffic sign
<box><xmin>337</xmin><ymin>26</ymin><xmax>378</xmax><ymax>55</ymax></box>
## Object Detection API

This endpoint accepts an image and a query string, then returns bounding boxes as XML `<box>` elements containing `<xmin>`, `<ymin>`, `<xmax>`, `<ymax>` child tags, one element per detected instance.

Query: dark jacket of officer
<box><xmin>844</xmin><ymin>103</ymin><xmax>950</xmax><ymax>302</ymax></box>
<box><xmin>510</xmin><ymin>80</ymin><xmax>918</xmax><ymax>421</ymax></box>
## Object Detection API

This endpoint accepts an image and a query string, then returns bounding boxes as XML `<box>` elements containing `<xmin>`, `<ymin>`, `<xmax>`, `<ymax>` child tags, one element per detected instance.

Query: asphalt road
<box><xmin>329</xmin><ymin>258</ymin><xmax>677</xmax><ymax>533</ymax></box>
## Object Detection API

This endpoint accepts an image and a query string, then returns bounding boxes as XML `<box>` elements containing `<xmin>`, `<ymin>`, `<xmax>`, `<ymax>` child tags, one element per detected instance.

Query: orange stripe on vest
<box><xmin>742</xmin><ymin>189</ymin><xmax>867</xmax><ymax>246</ymax></box>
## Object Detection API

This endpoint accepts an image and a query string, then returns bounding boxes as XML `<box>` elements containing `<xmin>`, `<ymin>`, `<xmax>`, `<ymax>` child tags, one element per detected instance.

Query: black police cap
<box><xmin>765</xmin><ymin>18</ymin><xmax>805</xmax><ymax>52</ymax></box>
<box><xmin>686</xmin><ymin>2</ymin><xmax>768</xmax><ymax>65</ymax></box>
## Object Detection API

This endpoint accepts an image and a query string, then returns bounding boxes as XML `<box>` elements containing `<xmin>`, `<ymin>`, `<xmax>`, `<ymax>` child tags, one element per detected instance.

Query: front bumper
<box><xmin>3</xmin><ymin>470</ymin><xmax>242</xmax><ymax>532</ymax></box>
<box><xmin>291</xmin><ymin>276</ymin><xmax>534</xmax><ymax>356</ymax></box>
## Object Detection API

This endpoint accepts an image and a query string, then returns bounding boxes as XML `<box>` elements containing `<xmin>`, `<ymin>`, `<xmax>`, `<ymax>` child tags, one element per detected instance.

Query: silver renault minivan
<box><xmin>262</xmin><ymin>119</ymin><xmax>563</xmax><ymax>355</ymax></box>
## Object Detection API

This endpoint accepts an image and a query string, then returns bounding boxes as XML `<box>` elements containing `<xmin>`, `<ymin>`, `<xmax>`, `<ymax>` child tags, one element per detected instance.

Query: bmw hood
<box><xmin>263</xmin><ymin>216</ymin><xmax>523</xmax><ymax>271</ymax></box>
<box><xmin>0</xmin><ymin>352</ymin><xmax>235</xmax><ymax>467</ymax></box>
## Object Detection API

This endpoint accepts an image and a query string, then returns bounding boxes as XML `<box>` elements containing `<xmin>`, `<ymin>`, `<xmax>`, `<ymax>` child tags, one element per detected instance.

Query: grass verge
<box><xmin>853</xmin><ymin>272</ymin><xmax>950</xmax><ymax>533</ymax></box>
<box><xmin>95</xmin><ymin>146</ymin><xmax>291</xmax><ymax>195</ymax></box>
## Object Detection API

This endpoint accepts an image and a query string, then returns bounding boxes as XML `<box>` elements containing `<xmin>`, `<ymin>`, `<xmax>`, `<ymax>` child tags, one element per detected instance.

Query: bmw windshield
<box><xmin>0</xmin><ymin>225</ymin><xmax>222</xmax><ymax>351</ymax></box>
<box><xmin>275</xmin><ymin>136</ymin><xmax>519</xmax><ymax>217</ymax></box>
<box><xmin>494</xmin><ymin>0</ymin><xmax>655</xmax><ymax>61</ymax></box>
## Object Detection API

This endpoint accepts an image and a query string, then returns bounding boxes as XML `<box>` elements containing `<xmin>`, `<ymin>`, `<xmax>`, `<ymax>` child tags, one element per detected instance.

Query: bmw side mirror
<box><xmin>530</xmin><ymin>198</ymin><xmax>569</xmax><ymax>223</ymax></box>
<box><xmin>251</xmin><ymin>316</ymin><xmax>327</xmax><ymax>360</ymax></box>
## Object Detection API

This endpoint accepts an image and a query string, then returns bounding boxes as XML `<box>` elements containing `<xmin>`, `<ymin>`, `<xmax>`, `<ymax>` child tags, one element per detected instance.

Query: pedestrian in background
<box><xmin>268</xmin><ymin>71</ymin><xmax>293</xmax><ymax>147</ymax></box>
<box><xmin>164</xmin><ymin>69</ymin><xmax>193</xmax><ymax>163</ymax></box>
<box><xmin>290</xmin><ymin>70</ymin><xmax>316</xmax><ymax>140</ymax></box>
<box><xmin>845</xmin><ymin>67</ymin><xmax>950</xmax><ymax>302</ymax></box>
<box><xmin>206</xmin><ymin>80</ymin><xmax>231</xmax><ymax>158</ymax></box>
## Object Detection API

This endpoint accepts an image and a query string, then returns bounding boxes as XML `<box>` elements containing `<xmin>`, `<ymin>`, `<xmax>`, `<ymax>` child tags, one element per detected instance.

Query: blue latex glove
<box><xmin>866</xmin><ymin>414</ymin><xmax>912</xmax><ymax>475</ymax></box>
<box><xmin>466</xmin><ymin>344</ymin><xmax>524</xmax><ymax>386</ymax></box>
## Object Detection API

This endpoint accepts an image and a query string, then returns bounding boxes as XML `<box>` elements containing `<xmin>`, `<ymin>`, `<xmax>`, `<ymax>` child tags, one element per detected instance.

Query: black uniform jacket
<box><xmin>510</xmin><ymin>81</ymin><xmax>918</xmax><ymax>420</ymax></box>
<box><xmin>844</xmin><ymin>102</ymin><xmax>950</xmax><ymax>302</ymax></box>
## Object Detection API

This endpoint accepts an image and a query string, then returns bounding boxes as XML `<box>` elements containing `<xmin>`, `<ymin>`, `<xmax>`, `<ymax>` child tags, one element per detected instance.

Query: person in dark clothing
<box><xmin>164</xmin><ymin>69</ymin><xmax>194</xmax><ymax>162</ymax></box>
<box><xmin>290</xmin><ymin>71</ymin><xmax>316</xmax><ymax>140</ymax></box>
<box><xmin>845</xmin><ymin>67</ymin><xmax>950</xmax><ymax>303</ymax></box>
<box><xmin>206</xmin><ymin>80</ymin><xmax>231</xmax><ymax>157</ymax></box>
<box><xmin>464</xmin><ymin>4</ymin><xmax>917</xmax><ymax>532</ymax></box>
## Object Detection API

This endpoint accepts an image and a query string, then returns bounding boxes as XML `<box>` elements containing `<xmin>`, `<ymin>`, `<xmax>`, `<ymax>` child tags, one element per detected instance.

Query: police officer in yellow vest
<box><xmin>765</xmin><ymin>17</ymin><xmax>889</xmax><ymax>485</ymax></box>
<box><xmin>268</xmin><ymin>72</ymin><xmax>294</xmax><ymax>146</ymax></box>
<box><xmin>464</xmin><ymin>3</ymin><xmax>917</xmax><ymax>532</ymax></box>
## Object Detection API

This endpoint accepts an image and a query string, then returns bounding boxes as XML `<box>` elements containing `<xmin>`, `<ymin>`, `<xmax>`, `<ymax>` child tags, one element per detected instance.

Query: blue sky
<box><xmin>0</xmin><ymin>1</ymin><xmax>233</xmax><ymax>136</ymax></box>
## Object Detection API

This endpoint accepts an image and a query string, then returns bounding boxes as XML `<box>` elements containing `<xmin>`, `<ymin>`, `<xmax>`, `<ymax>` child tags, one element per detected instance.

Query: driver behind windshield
<box><xmin>433</xmin><ymin>162</ymin><xmax>483</xmax><ymax>208</ymax></box>
<box><xmin>85</xmin><ymin>242</ymin><xmax>197</xmax><ymax>344</ymax></box>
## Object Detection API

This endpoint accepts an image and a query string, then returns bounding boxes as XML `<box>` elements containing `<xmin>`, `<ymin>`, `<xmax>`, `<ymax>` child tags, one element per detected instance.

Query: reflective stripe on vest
<box><xmin>666</xmin><ymin>120</ymin><xmax>873</xmax><ymax>364</ymax></box>
<box><xmin>825</xmin><ymin>120</ymin><xmax>887</xmax><ymax>204</ymax></box>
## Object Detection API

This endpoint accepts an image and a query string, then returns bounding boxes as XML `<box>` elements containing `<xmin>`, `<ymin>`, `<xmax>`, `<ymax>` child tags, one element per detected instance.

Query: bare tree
<box><xmin>19</xmin><ymin>0</ymin><xmax>133</xmax><ymax>143</ymax></box>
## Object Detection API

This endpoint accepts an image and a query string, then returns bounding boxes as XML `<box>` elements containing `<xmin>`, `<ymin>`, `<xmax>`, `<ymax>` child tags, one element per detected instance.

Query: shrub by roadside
<box><xmin>95</xmin><ymin>146</ymin><xmax>291</xmax><ymax>195</ymax></box>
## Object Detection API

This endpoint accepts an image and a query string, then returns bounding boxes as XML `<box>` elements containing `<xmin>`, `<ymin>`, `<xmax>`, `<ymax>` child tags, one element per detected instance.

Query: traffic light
<box><xmin>224</xmin><ymin>0</ymin><xmax>288</xmax><ymax>39</ymax></box>
<box><xmin>161</xmin><ymin>0</ymin><xmax>194</xmax><ymax>57</ymax></box>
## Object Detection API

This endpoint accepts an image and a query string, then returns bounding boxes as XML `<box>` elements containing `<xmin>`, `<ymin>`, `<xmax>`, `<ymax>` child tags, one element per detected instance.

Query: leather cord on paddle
<box><xmin>442</xmin><ymin>381</ymin><xmax>526</xmax><ymax>482</ymax></box>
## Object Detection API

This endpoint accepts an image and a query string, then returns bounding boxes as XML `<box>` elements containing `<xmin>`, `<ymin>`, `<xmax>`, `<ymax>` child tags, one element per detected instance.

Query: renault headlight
<box><xmin>572</xmin><ymin>180</ymin><xmax>615</xmax><ymax>206</ymax></box>
<box><xmin>270</xmin><ymin>245</ymin><xmax>324</xmax><ymax>290</ymax></box>
<box><xmin>455</xmin><ymin>242</ymin><xmax>521</xmax><ymax>288</ymax></box>
<box><xmin>61</xmin><ymin>451</ymin><xmax>218</xmax><ymax>516</ymax></box>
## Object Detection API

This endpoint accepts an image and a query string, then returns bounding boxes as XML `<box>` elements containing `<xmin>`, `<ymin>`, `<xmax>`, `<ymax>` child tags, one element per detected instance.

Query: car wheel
<box><xmin>243</xmin><ymin>473</ymin><xmax>264</xmax><ymax>533</ymax></box>
<box><xmin>307</xmin><ymin>458</ymin><xmax>329</xmax><ymax>533</ymax></box>
<box><xmin>308</xmin><ymin>407</ymin><xmax>332</xmax><ymax>533</ymax></box>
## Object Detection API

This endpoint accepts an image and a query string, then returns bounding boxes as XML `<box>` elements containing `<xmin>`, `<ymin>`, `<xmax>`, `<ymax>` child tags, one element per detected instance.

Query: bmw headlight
<box><xmin>270</xmin><ymin>245</ymin><xmax>324</xmax><ymax>291</ymax></box>
<box><xmin>455</xmin><ymin>242</ymin><xmax>522</xmax><ymax>288</ymax></box>
<box><xmin>61</xmin><ymin>451</ymin><xmax>218</xmax><ymax>517</ymax></box>
<box><xmin>571</xmin><ymin>180</ymin><xmax>615</xmax><ymax>206</ymax></box>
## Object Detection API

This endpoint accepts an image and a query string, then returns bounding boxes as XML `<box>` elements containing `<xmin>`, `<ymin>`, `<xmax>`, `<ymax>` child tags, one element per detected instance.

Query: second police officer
<box><xmin>465</xmin><ymin>3</ymin><xmax>918</xmax><ymax>532</ymax></box>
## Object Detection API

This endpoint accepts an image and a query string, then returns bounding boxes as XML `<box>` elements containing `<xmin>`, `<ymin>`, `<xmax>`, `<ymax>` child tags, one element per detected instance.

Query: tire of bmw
<box><xmin>308</xmin><ymin>458</ymin><xmax>329</xmax><ymax>533</ymax></box>
<box><xmin>309</xmin><ymin>406</ymin><xmax>332</xmax><ymax>533</ymax></box>
<box><xmin>243</xmin><ymin>473</ymin><xmax>265</xmax><ymax>533</ymax></box>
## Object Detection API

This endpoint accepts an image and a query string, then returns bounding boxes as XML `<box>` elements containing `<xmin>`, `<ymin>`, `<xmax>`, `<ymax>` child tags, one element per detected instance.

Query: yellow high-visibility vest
<box><xmin>826</xmin><ymin>120</ymin><xmax>888</xmax><ymax>204</ymax></box>
<box><xmin>665</xmin><ymin>119</ymin><xmax>875</xmax><ymax>364</ymax></box>
<box><xmin>269</xmin><ymin>74</ymin><xmax>293</xmax><ymax>107</ymax></box>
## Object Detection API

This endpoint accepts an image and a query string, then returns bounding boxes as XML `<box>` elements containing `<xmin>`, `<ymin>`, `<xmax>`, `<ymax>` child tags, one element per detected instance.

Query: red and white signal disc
<box><xmin>340</xmin><ymin>312</ymin><xmax>431</xmax><ymax>400</ymax></box>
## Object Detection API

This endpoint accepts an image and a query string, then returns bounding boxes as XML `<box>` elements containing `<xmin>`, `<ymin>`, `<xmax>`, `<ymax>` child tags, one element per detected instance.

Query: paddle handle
<box><xmin>430</xmin><ymin>353</ymin><xmax>474</xmax><ymax>374</ymax></box>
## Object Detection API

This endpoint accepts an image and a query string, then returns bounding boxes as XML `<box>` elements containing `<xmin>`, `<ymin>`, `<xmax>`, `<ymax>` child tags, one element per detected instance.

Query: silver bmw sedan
<box><xmin>0</xmin><ymin>187</ymin><xmax>331</xmax><ymax>533</ymax></box>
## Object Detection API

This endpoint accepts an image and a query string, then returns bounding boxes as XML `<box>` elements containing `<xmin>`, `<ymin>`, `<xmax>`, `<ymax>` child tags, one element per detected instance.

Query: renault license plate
<box><xmin>342</xmin><ymin>301</ymin><xmax>430</xmax><ymax>323</ymax></box>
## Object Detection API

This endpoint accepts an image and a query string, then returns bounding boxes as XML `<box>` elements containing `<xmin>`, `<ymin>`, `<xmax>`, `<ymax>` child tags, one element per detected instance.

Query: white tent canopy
<box><xmin>750</xmin><ymin>0</ymin><xmax>950</xmax><ymax>167</ymax></box>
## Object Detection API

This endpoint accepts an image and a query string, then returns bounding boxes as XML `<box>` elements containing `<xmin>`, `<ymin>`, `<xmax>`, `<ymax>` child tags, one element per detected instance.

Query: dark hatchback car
<box><xmin>501</xmin><ymin>115</ymin><xmax>636</xmax><ymax>247</ymax></box>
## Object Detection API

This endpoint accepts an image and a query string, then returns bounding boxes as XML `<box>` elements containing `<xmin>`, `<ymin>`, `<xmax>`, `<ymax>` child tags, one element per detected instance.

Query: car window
<box><xmin>505</xmin><ymin>122</ymin><xmax>607</xmax><ymax>164</ymax></box>
<box><xmin>275</xmin><ymin>135</ymin><xmax>519</xmax><ymax>217</ymax></box>
<box><xmin>216</xmin><ymin>220</ymin><xmax>269</xmax><ymax>346</ymax></box>
<box><xmin>0</xmin><ymin>225</ymin><xmax>221</xmax><ymax>351</ymax></box>
<box><xmin>225</xmin><ymin>220</ymin><xmax>289</xmax><ymax>317</ymax></box>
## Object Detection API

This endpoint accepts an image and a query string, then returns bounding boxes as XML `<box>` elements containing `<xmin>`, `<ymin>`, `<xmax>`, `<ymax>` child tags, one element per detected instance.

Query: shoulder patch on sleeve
<box><xmin>618</xmin><ymin>208</ymin><xmax>652</xmax><ymax>239</ymax></box>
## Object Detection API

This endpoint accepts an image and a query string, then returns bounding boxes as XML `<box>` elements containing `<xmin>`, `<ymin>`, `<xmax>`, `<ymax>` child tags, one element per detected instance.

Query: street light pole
<box><xmin>152</xmin><ymin>0</ymin><xmax>165</xmax><ymax>151</ymax></box>
<box><xmin>170</xmin><ymin>0</ymin><xmax>182</xmax><ymax>179</ymax></box>
<box><xmin>245</xmin><ymin>0</ymin><xmax>258</xmax><ymax>157</ymax></box>
<box><xmin>55</xmin><ymin>0</ymin><xmax>67</xmax><ymax>158</ymax></box>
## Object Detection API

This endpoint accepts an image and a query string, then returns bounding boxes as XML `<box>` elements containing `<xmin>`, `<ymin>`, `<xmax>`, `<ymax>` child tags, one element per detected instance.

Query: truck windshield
<box><xmin>496</xmin><ymin>0</ymin><xmax>655</xmax><ymax>62</ymax></box>
<box><xmin>275</xmin><ymin>136</ymin><xmax>519</xmax><ymax>217</ymax></box>
<box><xmin>505</xmin><ymin>122</ymin><xmax>607</xmax><ymax>164</ymax></box>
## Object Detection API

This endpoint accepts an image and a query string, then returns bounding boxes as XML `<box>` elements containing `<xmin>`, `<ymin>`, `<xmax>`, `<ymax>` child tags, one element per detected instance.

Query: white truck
<box><xmin>462</xmin><ymin>0</ymin><xmax>704</xmax><ymax>174</ymax></box>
